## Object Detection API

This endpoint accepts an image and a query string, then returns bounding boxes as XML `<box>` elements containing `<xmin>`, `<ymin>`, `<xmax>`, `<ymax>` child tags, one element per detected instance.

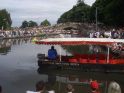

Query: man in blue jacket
<box><xmin>48</xmin><ymin>46</ymin><xmax>58</xmax><ymax>60</ymax></box>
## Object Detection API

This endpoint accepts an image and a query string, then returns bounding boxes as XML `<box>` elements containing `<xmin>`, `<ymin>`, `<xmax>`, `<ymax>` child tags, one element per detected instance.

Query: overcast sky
<box><xmin>0</xmin><ymin>0</ymin><xmax>95</xmax><ymax>27</ymax></box>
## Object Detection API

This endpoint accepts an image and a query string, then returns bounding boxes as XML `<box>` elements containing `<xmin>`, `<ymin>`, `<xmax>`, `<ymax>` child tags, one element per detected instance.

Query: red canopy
<box><xmin>34</xmin><ymin>38</ymin><xmax>124</xmax><ymax>45</ymax></box>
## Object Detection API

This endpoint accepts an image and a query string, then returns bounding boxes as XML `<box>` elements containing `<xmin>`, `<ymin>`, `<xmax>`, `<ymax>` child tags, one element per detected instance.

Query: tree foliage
<box><xmin>77</xmin><ymin>0</ymin><xmax>84</xmax><ymax>5</ymax></box>
<box><xmin>40</xmin><ymin>19</ymin><xmax>51</xmax><ymax>26</ymax></box>
<box><xmin>28</xmin><ymin>21</ymin><xmax>38</xmax><ymax>27</ymax></box>
<box><xmin>103</xmin><ymin>0</ymin><xmax>124</xmax><ymax>26</ymax></box>
<box><xmin>21</xmin><ymin>20</ymin><xmax>38</xmax><ymax>28</ymax></box>
<box><xmin>57</xmin><ymin>1</ymin><xmax>91</xmax><ymax>23</ymax></box>
<box><xmin>58</xmin><ymin>0</ymin><xmax>124</xmax><ymax>27</ymax></box>
<box><xmin>0</xmin><ymin>9</ymin><xmax>12</xmax><ymax>30</ymax></box>
<box><xmin>21</xmin><ymin>21</ymin><xmax>28</xmax><ymax>28</ymax></box>
<box><xmin>90</xmin><ymin>0</ymin><xmax>124</xmax><ymax>26</ymax></box>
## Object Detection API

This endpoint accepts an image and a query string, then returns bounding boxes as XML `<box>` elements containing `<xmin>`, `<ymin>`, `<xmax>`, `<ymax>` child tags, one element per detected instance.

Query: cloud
<box><xmin>0</xmin><ymin>0</ymin><xmax>95</xmax><ymax>27</ymax></box>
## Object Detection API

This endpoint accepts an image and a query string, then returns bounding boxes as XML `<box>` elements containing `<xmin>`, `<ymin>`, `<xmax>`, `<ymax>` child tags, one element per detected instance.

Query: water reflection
<box><xmin>0</xmin><ymin>38</ymin><xmax>32</xmax><ymax>55</ymax></box>
<box><xmin>0</xmin><ymin>38</ymin><xmax>106</xmax><ymax>56</ymax></box>
<box><xmin>37</xmin><ymin>67</ymin><xmax>123</xmax><ymax>93</ymax></box>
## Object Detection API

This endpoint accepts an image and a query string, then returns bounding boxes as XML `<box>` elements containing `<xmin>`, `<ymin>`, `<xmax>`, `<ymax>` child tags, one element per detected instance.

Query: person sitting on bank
<box><xmin>66</xmin><ymin>84</ymin><xmax>74</xmax><ymax>93</ymax></box>
<box><xmin>108</xmin><ymin>81</ymin><xmax>121</xmax><ymax>93</ymax></box>
<box><xmin>26</xmin><ymin>81</ymin><xmax>46</xmax><ymax>93</ymax></box>
<box><xmin>90</xmin><ymin>79</ymin><xmax>100</xmax><ymax>93</ymax></box>
<box><xmin>48</xmin><ymin>46</ymin><xmax>58</xmax><ymax>60</ymax></box>
<box><xmin>35</xmin><ymin>81</ymin><xmax>45</xmax><ymax>93</ymax></box>
<box><xmin>27</xmin><ymin>80</ymin><xmax>46</xmax><ymax>93</ymax></box>
<box><xmin>26</xmin><ymin>80</ymin><xmax>55</xmax><ymax>93</ymax></box>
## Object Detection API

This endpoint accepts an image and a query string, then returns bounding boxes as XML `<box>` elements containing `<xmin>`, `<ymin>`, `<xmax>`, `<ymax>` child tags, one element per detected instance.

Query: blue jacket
<box><xmin>48</xmin><ymin>49</ymin><xmax>57</xmax><ymax>60</ymax></box>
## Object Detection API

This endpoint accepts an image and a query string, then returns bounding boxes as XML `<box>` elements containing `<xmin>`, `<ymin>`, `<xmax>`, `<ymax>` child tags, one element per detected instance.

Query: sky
<box><xmin>0</xmin><ymin>0</ymin><xmax>96</xmax><ymax>27</ymax></box>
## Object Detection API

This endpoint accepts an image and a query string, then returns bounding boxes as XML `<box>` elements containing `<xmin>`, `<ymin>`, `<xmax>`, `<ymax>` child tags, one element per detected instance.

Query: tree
<box><xmin>28</xmin><ymin>21</ymin><xmax>38</xmax><ymax>27</ymax></box>
<box><xmin>57</xmin><ymin>2</ymin><xmax>90</xmax><ymax>23</ymax></box>
<box><xmin>58</xmin><ymin>0</ymin><xmax>124</xmax><ymax>27</ymax></box>
<box><xmin>77</xmin><ymin>0</ymin><xmax>84</xmax><ymax>5</ymax></box>
<box><xmin>0</xmin><ymin>9</ymin><xmax>12</xmax><ymax>30</ymax></box>
<box><xmin>90</xmin><ymin>0</ymin><xmax>124</xmax><ymax>26</ymax></box>
<box><xmin>103</xmin><ymin>0</ymin><xmax>124</xmax><ymax>26</ymax></box>
<box><xmin>21</xmin><ymin>21</ymin><xmax>29</xmax><ymax>28</ymax></box>
<box><xmin>40</xmin><ymin>19</ymin><xmax>51</xmax><ymax>26</ymax></box>
<box><xmin>21</xmin><ymin>20</ymin><xmax>38</xmax><ymax>28</ymax></box>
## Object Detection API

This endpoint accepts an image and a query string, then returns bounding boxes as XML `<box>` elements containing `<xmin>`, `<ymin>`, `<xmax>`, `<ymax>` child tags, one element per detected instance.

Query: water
<box><xmin>0</xmin><ymin>38</ymin><xmax>124</xmax><ymax>93</ymax></box>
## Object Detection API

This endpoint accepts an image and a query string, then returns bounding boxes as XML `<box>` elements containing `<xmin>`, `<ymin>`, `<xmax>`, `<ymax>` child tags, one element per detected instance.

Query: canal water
<box><xmin>0</xmin><ymin>38</ymin><xmax>124</xmax><ymax>93</ymax></box>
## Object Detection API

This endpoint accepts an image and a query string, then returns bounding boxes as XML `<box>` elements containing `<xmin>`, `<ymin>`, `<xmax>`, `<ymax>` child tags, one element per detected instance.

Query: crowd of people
<box><xmin>26</xmin><ymin>80</ymin><xmax>75</xmax><ymax>93</ymax></box>
<box><xmin>89</xmin><ymin>28</ymin><xmax>124</xmax><ymax>39</ymax></box>
<box><xmin>3</xmin><ymin>79</ymin><xmax>117</xmax><ymax>93</ymax></box>
<box><xmin>0</xmin><ymin>27</ymin><xmax>41</xmax><ymax>38</ymax></box>
<box><xmin>89</xmin><ymin>28</ymin><xmax>124</xmax><ymax>55</ymax></box>
<box><xmin>1</xmin><ymin>22</ymin><xmax>124</xmax><ymax>40</ymax></box>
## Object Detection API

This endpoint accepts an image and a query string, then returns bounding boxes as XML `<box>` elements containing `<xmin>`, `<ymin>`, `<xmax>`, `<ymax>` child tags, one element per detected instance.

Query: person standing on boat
<box><xmin>48</xmin><ymin>46</ymin><xmax>58</xmax><ymax>60</ymax></box>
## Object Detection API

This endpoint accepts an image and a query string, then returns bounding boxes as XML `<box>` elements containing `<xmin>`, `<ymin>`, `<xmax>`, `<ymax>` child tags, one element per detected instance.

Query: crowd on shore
<box><xmin>0</xmin><ymin>23</ymin><xmax>124</xmax><ymax>39</ymax></box>
<box><xmin>0</xmin><ymin>27</ymin><xmax>41</xmax><ymax>38</ymax></box>
<box><xmin>89</xmin><ymin>28</ymin><xmax>124</xmax><ymax>54</ymax></box>
<box><xmin>0</xmin><ymin>23</ymin><xmax>124</xmax><ymax>53</ymax></box>
<box><xmin>0</xmin><ymin>22</ymin><xmax>77</xmax><ymax>39</ymax></box>
<box><xmin>89</xmin><ymin>28</ymin><xmax>124</xmax><ymax>39</ymax></box>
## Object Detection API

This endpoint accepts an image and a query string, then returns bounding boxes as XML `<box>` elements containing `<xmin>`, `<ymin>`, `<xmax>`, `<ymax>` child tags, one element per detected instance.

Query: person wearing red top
<box><xmin>90</xmin><ymin>79</ymin><xmax>100</xmax><ymax>93</ymax></box>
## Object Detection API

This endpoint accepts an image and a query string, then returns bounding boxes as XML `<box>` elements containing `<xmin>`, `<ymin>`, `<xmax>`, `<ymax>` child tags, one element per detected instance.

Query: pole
<box><xmin>107</xmin><ymin>46</ymin><xmax>110</xmax><ymax>64</ymax></box>
<box><xmin>59</xmin><ymin>47</ymin><xmax>61</xmax><ymax>62</ymax></box>
<box><xmin>96</xmin><ymin>7</ymin><xmax>98</xmax><ymax>32</ymax></box>
<box><xmin>2</xmin><ymin>26</ymin><xmax>3</xmax><ymax>30</ymax></box>
<box><xmin>104</xmin><ymin>81</ymin><xmax>108</xmax><ymax>93</ymax></box>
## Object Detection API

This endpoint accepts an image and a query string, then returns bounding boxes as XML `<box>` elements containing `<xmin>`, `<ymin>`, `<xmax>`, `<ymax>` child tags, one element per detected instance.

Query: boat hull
<box><xmin>37</xmin><ymin>59</ymin><xmax>124</xmax><ymax>73</ymax></box>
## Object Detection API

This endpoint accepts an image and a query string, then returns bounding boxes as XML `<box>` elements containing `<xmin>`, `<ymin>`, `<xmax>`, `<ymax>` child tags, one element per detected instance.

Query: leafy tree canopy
<box><xmin>0</xmin><ymin>9</ymin><xmax>12</xmax><ymax>30</ymax></box>
<box><xmin>28</xmin><ymin>21</ymin><xmax>38</xmax><ymax>27</ymax></box>
<box><xmin>57</xmin><ymin>0</ymin><xmax>91</xmax><ymax>23</ymax></box>
<box><xmin>40</xmin><ymin>19</ymin><xmax>51</xmax><ymax>26</ymax></box>
<box><xmin>58</xmin><ymin>0</ymin><xmax>124</xmax><ymax>27</ymax></box>
<box><xmin>21</xmin><ymin>21</ymin><xmax>28</xmax><ymax>28</ymax></box>
<box><xmin>77</xmin><ymin>0</ymin><xmax>85</xmax><ymax>5</ymax></box>
<box><xmin>21</xmin><ymin>20</ymin><xmax>38</xmax><ymax>28</ymax></box>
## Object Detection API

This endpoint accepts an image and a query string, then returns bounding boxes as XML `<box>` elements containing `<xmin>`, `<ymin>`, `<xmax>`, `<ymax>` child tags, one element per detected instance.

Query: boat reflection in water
<box><xmin>37</xmin><ymin>67</ymin><xmax>122</xmax><ymax>93</ymax></box>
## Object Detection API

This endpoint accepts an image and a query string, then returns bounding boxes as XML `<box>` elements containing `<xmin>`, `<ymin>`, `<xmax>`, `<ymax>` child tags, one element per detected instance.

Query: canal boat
<box><xmin>34</xmin><ymin>37</ymin><xmax>124</xmax><ymax>72</ymax></box>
